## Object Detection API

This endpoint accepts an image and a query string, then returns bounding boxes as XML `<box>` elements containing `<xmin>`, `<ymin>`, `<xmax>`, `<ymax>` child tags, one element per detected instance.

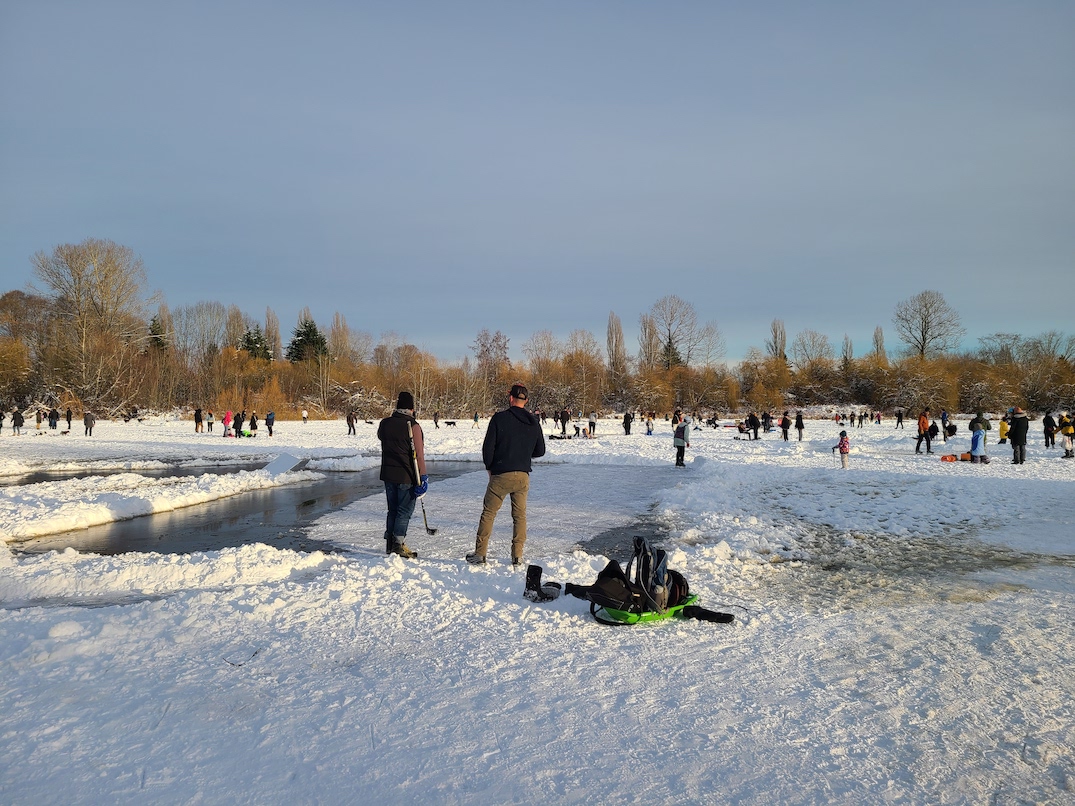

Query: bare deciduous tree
<box><xmin>328</xmin><ymin>312</ymin><xmax>352</xmax><ymax>362</ymax></box>
<box><xmin>977</xmin><ymin>333</ymin><xmax>1021</xmax><ymax>365</ymax></box>
<box><xmin>265</xmin><ymin>307</ymin><xmax>282</xmax><ymax>361</ymax></box>
<box><xmin>791</xmin><ymin>329</ymin><xmax>834</xmax><ymax>369</ymax></box>
<box><xmin>172</xmin><ymin>301</ymin><xmax>228</xmax><ymax>367</ymax></box>
<box><xmin>645</xmin><ymin>295</ymin><xmax>724</xmax><ymax>369</ymax></box>
<box><xmin>31</xmin><ymin>238</ymin><xmax>152</xmax><ymax>409</ymax></box>
<box><xmin>892</xmin><ymin>290</ymin><xmax>965</xmax><ymax>358</ymax></box>
<box><xmin>637</xmin><ymin>313</ymin><xmax>661</xmax><ymax>371</ymax></box>
<box><xmin>223</xmin><ymin>305</ymin><xmax>250</xmax><ymax>349</ymax></box>
<box><xmin>606</xmin><ymin>312</ymin><xmax>628</xmax><ymax>377</ymax></box>
<box><xmin>871</xmin><ymin>326</ymin><xmax>886</xmax><ymax>359</ymax></box>
<box><xmin>765</xmin><ymin>319</ymin><xmax>787</xmax><ymax>361</ymax></box>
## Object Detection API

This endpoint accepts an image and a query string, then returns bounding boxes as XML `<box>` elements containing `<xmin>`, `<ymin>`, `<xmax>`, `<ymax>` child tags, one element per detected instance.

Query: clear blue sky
<box><xmin>2</xmin><ymin>2</ymin><xmax>1072</xmax><ymax>364</ymax></box>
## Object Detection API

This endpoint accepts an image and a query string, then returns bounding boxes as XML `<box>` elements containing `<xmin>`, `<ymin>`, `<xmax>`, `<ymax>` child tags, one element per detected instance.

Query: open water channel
<box><xmin>11</xmin><ymin>461</ymin><xmax>477</xmax><ymax>556</ymax></box>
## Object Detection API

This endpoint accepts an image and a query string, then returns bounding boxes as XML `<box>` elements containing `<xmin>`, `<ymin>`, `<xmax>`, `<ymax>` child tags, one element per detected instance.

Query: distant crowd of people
<box><xmin>1</xmin><ymin>406</ymin><xmax>96</xmax><ymax>436</ymax></box>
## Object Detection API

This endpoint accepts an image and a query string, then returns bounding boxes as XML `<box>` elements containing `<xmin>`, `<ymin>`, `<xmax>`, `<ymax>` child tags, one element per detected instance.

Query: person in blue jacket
<box><xmin>969</xmin><ymin>421</ymin><xmax>990</xmax><ymax>464</ymax></box>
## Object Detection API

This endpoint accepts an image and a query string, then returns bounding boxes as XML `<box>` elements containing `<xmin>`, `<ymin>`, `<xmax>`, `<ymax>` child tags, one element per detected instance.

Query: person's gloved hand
<box><xmin>412</xmin><ymin>474</ymin><xmax>429</xmax><ymax>498</ymax></box>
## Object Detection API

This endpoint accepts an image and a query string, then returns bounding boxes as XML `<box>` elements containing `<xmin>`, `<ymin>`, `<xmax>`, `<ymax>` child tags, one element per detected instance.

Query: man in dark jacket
<box><xmin>467</xmin><ymin>384</ymin><xmax>546</xmax><ymax>566</ymax></box>
<box><xmin>1008</xmin><ymin>407</ymin><xmax>1030</xmax><ymax>465</ymax></box>
<box><xmin>747</xmin><ymin>411</ymin><xmax>761</xmax><ymax>440</ymax></box>
<box><xmin>1043</xmin><ymin>411</ymin><xmax>1057</xmax><ymax>449</ymax></box>
<box><xmin>378</xmin><ymin>391</ymin><xmax>427</xmax><ymax>559</ymax></box>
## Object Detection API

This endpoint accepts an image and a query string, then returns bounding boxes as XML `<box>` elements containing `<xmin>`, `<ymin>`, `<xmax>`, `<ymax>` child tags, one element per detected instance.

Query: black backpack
<box><xmin>568</xmin><ymin>537</ymin><xmax>688</xmax><ymax>617</ymax></box>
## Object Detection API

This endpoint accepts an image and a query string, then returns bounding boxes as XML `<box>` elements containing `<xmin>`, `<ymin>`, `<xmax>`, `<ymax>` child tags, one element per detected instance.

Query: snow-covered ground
<box><xmin>1</xmin><ymin>412</ymin><xmax>1073</xmax><ymax>804</ymax></box>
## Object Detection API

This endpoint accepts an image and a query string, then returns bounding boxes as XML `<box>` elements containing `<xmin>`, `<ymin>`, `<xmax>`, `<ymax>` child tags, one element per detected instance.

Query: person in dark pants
<box><xmin>795</xmin><ymin>411</ymin><xmax>805</xmax><ymax>441</ymax></box>
<box><xmin>467</xmin><ymin>384</ymin><xmax>546</xmax><ymax>566</ymax></box>
<box><xmin>747</xmin><ymin>411</ymin><xmax>761</xmax><ymax>440</ymax></box>
<box><xmin>265</xmin><ymin>410</ymin><xmax>275</xmax><ymax>436</ymax></box>
<box><xmin>378</xmin><ymin>391</ymin><xmax>427</xmax><ymax>559</ymax></box>
<box><xmin>1043</xmin><ymin>411</ymin><xmax>1057</xmax><ymax>449</ymax></box>
<box><xmin>65</xmin><ymin>408</ymin><xmax>72</xmax><ymax>430</ymax></box>
<box><xmin>623</xmin><ymin>411</ymin><xmax>633</xmax><ymax>435</ymax></box>
<box><xmin>895</xmin><ymin>409</ymin><xmax>904</xmax><ymax>429</ymax></box>
<box><xmin>780</xmin><ymin>411</ymin><xmax>791</xmax><ymax>441</ymax></box>
<box><xmin>673</xmin><ymin>410</ymin><xmax>690</xmax><ymax>466</ymax></box>
<box><xmin>83</xmin><ymin>410</ymin><xmax>95</xmax><ymax>436</ymax></box>
<box><xmin>915</xmin><ymin>409</ymin><xmax>932</xmax><ymax>454</ymax></box>
<box><xmin>1008</xmin><ymin>406</ymin><xmax>1029</xmax><ymax>464</ymax></box>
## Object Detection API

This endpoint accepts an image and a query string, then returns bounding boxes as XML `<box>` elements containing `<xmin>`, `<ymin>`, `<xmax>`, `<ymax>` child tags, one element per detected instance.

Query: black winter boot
<box><xmin>523</xmin><ymin>564</ymin><xmax>562</xmax><ymax>602</ymax></box>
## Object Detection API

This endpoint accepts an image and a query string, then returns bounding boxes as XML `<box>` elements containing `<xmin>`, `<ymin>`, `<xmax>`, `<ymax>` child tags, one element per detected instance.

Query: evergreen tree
<box><xmin>285</xmin><ymin>317</ymin><xmax>328</xmax><ymax>362</ymax></box>
<box><xmin>149</xmin><ymin>314</ymin><xmax>168</xmax><ymax>352</ymax></box>
<box><xmin>240</xmin><ymin>324</ymin><xmax>271</xmax><ymax>360</ymax></box>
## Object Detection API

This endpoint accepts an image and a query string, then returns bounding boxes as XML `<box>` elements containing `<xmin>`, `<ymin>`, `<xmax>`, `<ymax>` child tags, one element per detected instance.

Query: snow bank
<box><xmin>0</xmin><ymin>414</ymin><xmax>1073</xmax><ymax>803</ymax></box>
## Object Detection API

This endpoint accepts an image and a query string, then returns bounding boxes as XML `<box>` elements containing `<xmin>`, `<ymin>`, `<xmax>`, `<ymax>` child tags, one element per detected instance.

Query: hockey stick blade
<box><xmin>421</xmin><ymin>500</ymin><xmax>438</xmax><ymax>535</ymax></box>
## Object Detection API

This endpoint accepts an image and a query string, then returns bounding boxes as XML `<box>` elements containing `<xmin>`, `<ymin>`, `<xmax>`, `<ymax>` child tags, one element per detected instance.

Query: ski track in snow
<box><xmin>0</xmin><ymin>414</ymin><xmax>1073</xmax><ymax>804</ymax></box>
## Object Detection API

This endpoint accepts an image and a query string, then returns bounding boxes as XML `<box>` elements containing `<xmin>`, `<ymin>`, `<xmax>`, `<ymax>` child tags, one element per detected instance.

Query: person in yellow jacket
<box><xmin>1058</xmin><ymin>412</ymin><xmax>1074</xmax><ymax>458</ymax></box>
<box><xmin>998</xmin><ymin>414</ymin><xmax>1010</xmax><ymax>444</ymax></box>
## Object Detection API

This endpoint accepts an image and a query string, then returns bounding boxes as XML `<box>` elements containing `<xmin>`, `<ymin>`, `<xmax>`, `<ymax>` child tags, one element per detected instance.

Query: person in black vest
<box><xmin>378</xmin><ymin>391</ymin><xmax>427</xmax><ymax>559</ymax></box>
<box><xmin>467</xmin><ymin>384</ymin><xmax>546</xmax><ymax>566</ymax></box>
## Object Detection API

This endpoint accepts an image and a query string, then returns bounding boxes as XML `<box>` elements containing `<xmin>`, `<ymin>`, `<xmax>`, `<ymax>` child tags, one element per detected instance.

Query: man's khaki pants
<box><xmin>473</xmin><ymin>471</ymin><xmax>530</xmax><ymax>561</ymax></box>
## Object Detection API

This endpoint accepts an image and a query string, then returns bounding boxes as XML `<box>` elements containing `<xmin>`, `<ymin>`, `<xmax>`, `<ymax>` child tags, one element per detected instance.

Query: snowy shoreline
<box><xmin>1</xmin><ymin>416</ymin><xmax>1073</xmax><ymax>803</ymax></box>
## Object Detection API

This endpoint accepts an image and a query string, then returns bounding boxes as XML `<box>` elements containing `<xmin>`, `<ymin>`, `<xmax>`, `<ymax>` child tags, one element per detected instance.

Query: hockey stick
<box><xmin>408</xmin><ymin>422</ymin><xmax>438</xmax><ymax>535</ymax></box>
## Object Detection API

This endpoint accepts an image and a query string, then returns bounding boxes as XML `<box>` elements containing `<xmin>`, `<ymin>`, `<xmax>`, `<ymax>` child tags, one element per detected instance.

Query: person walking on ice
<box><xmin>916</xmin><ymin>409</ymin><xmax>933</xmax><ymax>454</ymax></box>
<box><xmin>833</xmin><ymin>430</ymin><xmax>850</xmax><ymax>469</ymax></box>
<box><xmin>467</xmin><ymin>384</ymin><xmax>546</xmax><ymax>567</ymax></box>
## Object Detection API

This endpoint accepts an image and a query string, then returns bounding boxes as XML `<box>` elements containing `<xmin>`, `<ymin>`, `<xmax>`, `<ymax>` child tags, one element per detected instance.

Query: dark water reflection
<box><xmin>14</xmin><ymin>461</ymin><xmax>477</xmax><ymax>556</ymax></box>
